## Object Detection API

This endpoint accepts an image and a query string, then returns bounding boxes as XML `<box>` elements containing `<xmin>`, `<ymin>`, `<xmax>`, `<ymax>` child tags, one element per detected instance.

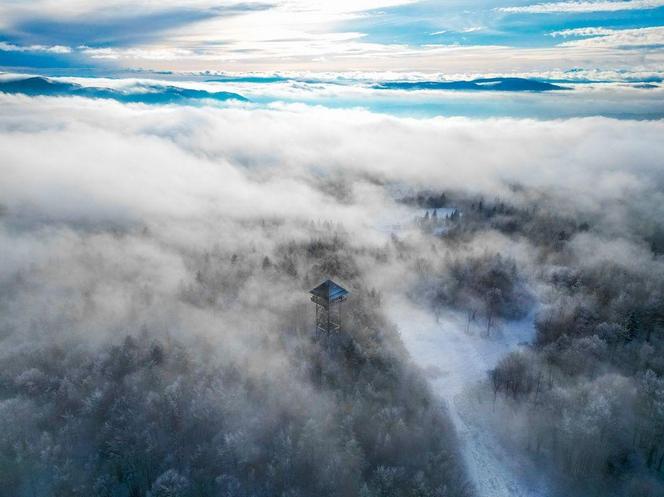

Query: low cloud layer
<box><xmin>3</xmin><ymin>92</ymin><xmax>663</xmax><ymax>350</ymax></box>
<box><xmin>1</xmin><ymin>94</ymin><xmax>663</xmax><ymax>229</ymax></box>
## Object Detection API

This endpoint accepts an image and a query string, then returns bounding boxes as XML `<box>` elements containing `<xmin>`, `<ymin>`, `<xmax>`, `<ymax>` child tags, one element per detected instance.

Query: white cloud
<box><xmin>0</xmin><ymin>1</ymin><xmax>268</xmax><ymax>23</ymax></box>
<box><xmin>549</xmin><ymin>27</ymin><xmax>616</xmax><ymax>37</ymax></box>
<box><xmin>0</xmin><ymin>91</ymin><xmax>663</xmax><ymax>354</ymax></box>
<box><xmin>0</xmin><ymin>0</ymin><xmax>418</xmax><ymax>71</ymax></box>
<box><xmin>0</xmin><ymin>42</ymin><xmax>72</xmax><ymax>53</ymax></box>
<box><xmin>77</xmin><ymin>40</ymin><xmax>664</xmax><ymax>73</ymax></box>
<box><xmin>0</xmin><ymin>0</ymin><xmax>416</xmax><ymax>28</ymax></box>
<box><xmin>79</xmin><ymin>46</ymin><xmax>196</xmax><ymax>60</ymax></box>
<box><xmin>499</xmin><ymin>0</ymin><xmax>664</xmax><ymax>13</ymax></box>
<box><xmin>0</xmin><ymin>92</ymin><xmax>663</xmax><ymax>229</ymax></box>
<box><xmin>555</xmin><ymin>26</ymin><xmax>664</xmax><ymax>48</ymax></box>
<box><xmin>0</xmin><ymin>0</ymin><xmax>661</xmax><ymax>74</ymax></box>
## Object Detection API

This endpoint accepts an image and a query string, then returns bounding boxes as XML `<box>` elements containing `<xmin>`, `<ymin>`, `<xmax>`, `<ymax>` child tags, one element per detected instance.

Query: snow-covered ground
<box><xmin>386</xmin><ymin>297</ymin><xmax>550</xmax><ymax>497</ymax></box>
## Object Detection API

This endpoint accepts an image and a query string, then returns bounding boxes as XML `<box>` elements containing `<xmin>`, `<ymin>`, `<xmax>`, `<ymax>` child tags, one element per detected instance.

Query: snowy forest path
<box><xmin>387</xmin><ymin>298</ymin><xmax>549</xmax><ymax>497</ymax></box>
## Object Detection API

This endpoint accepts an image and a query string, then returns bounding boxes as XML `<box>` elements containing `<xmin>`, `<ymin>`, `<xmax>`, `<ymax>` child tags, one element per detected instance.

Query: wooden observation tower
<box><xmin>309</xmin><ymin>279</ymin><xmax>349</xmax><ymax>336</ymax></box>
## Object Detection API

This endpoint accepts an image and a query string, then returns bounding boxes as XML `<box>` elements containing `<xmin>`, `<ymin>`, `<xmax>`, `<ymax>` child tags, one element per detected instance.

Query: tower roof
<box><xmin>309</xmin><ymin>279</ymin><xmax>349</xmax><ymax>303</ymax></box>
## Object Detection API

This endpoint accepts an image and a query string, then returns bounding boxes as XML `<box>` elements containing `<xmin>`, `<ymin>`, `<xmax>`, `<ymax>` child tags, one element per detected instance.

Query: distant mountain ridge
<box><xmin>0</xmin><ymin>76</ymin><xmax>248</xmax><ymax>103</ymax></box>
<box><xmin>375</xmin><ymin>77</ymin><xmax>570</xmax><ymax>92</ymax></box>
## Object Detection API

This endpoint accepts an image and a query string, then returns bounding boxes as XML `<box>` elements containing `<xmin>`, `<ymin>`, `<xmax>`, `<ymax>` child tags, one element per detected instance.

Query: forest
<box><xmin>2</xmin><ymin>93</ymin><xmax>664</xmax><ymax>497</ymax></box>
<box><xmin>0</xmin><ymin>217</ymin><xmax>471</xmax><ymax>497</ymax></box>
<box><xmin>407</xmin><ymin>190</ymin><xmax>664</xmax><ymax>497</ymax></box>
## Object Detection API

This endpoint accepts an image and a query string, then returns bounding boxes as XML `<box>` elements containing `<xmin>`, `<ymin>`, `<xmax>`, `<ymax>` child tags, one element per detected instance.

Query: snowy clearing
<box><xmin>387</xmin><ymin>297</ymin><xmax>551</xmax><ymax>497</ymax></box>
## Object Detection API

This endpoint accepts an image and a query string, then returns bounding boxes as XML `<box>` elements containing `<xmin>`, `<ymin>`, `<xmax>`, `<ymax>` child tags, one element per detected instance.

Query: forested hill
<box><xmin>0</xmin><ymin>76</ymin><xmax>247</xmax><ymax>104</ymax></box>
<box><xmin>0</xmin><ymin>222</ymin><xmax>471</xmax><ymax>497</ymax></box>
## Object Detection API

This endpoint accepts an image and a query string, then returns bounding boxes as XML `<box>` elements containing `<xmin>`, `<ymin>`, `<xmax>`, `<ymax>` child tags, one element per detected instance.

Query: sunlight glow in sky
<box><xmin>0</xmin><ymin>0</ymin><xmax>662</xmax><ymax>76</ymax></box>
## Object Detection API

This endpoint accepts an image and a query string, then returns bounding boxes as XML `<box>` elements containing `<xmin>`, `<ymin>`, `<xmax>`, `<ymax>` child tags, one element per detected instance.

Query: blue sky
<box><xmin>0</xmin><ymin>0</ymin><xmax>663</xmax><ymax>77</ymax></box>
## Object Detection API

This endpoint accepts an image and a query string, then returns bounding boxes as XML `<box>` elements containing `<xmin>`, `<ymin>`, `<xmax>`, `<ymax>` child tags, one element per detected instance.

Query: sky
<box><xmin>0</xmin><ymin>0</ymin><xmax>663</xmax><ymax>76</ymax></box>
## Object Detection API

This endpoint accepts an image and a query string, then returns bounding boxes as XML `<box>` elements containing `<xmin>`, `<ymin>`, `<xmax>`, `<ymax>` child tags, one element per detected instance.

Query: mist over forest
<box><xmin>1</xmin><ymin>90</ymin><xmax>664</xmax><ymax>497</ymax></box>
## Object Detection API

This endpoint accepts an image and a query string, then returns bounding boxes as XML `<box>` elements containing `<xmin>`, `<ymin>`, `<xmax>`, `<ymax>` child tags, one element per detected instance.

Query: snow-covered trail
<box><xmin>386</xmin><ymin>297</ymin><xmax>549</xmax><ymax>497</ymax></box>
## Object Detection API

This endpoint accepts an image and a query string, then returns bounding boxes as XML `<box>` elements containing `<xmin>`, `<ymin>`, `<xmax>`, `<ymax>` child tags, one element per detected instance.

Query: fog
<box><xmin>3</xmin><ymin>94</ymin><xmax>664</xmax><ymax>217</ymax></box>
<box><xmin>1</xmin><ymin>92</ymin><xmax>664</xmax><ymax>496</ymax></box>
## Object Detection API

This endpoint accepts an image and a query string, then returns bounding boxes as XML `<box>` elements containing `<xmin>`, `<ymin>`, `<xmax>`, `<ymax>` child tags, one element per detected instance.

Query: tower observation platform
<box><xmin>309</xmin><ymin>279</ymin><xmax>349</xmax><ymax>335</ymax></box>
